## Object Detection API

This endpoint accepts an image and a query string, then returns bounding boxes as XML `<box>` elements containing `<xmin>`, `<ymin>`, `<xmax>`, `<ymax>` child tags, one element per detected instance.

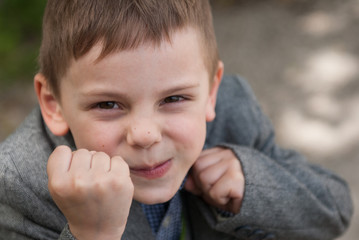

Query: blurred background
<box><xmin>0</xmin><ymin>0</ymin><xmax>358</xmax><ymax>239</ymax></box>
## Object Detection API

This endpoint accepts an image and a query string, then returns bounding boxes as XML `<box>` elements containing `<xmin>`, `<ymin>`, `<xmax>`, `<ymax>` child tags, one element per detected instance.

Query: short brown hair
<box><xmin>39</xmin><ymin>0</ymin><xmax>219</xmax><ymax>99</ymax></box>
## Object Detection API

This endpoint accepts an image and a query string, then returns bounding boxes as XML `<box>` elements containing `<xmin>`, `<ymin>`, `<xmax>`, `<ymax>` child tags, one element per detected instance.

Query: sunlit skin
<box><xmin>36</xmin><ymin>27</ymin><xmax>244</xmax><ymax>239</ymax></box>
<box><xmin>50</xmin><ymin>27</ymin><xmax>218</xmax><ymax>204</ymax></box>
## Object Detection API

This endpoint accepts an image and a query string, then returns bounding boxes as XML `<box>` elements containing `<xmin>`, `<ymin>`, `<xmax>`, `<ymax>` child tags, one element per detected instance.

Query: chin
<box><xmin>133</xmin><ymin>182</ymin><xmax>180</xmax><ymax>204</ymax></box>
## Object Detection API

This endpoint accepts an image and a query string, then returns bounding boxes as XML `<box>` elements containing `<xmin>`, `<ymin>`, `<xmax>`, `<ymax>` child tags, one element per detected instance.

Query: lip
<box><xmin>130</xmin><ymin>159</ymin><xmax>172</xmax><ymax>180</ymax></box>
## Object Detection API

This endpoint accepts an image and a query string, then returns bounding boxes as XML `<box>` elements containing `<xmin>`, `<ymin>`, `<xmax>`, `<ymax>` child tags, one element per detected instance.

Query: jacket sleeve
<box><xmin>0</xmin><ymin>153</ymin><xmax>78</xmax><ymax>240</ymax></box>
<box><xmin>0</xmin><ymin>111</ymin><xmax>78</xmax><ymax>240</ymax></box>
<box><xmin>201</xmin><ymin>75</ymin><xmax>353</xmax><ymax>240</ymax></box>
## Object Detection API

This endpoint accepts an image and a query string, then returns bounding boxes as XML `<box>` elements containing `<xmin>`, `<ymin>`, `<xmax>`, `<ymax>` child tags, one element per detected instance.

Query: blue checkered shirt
<box><xmin>141</xmin><ymin>191</ymin><xmax>183</xmax><ymax>240</ymax></box>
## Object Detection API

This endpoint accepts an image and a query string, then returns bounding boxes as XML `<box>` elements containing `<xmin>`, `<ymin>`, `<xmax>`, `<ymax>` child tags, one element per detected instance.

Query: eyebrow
<box><xmin>80</xmin><ymin>82</ymin><xmax>200</xmax><ymax>99</ymax></box>
<box><xmin>79</xmin><ymin>90</ymin><xmax>130</xmax><ymax>99</ymax></box>
<box><xmin>160</xmin><ymin>82</ymin><xmax>200</xmax><ymax>95</ymax></box>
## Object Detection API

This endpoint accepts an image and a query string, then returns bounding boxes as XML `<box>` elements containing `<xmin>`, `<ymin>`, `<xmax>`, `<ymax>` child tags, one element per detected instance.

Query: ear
<box><xmin>34</xmin><ymin>73</ymin><xmax>69</xmax><ymax>136</ymax></box>
<box><xmin>206</xmin><ymin>61</ymin><xmax>224</xmax><ymax>122</ymax></box>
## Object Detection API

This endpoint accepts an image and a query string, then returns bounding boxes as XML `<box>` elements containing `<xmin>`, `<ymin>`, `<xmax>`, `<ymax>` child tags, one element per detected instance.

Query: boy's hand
<box><xmin>185</xmin><ymin>147</ymin><xmax>244</xmax><ymax>214</ymax></box>
<box><xmin>47</xmin><ymin>146</ymin><xmax>134</xmax><ymax>240</ymax></box>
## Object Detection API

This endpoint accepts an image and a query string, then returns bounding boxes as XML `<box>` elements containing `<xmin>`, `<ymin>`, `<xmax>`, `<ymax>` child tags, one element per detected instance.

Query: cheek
<box><xmin>70</xmin><ymin>121</ymin><xmax>121</xmax><ymax>154</ymax></box>
<box><xmin>165</xmin><ymin>113</ymin><xmax>207</xmax><ymax>156</ymax></box>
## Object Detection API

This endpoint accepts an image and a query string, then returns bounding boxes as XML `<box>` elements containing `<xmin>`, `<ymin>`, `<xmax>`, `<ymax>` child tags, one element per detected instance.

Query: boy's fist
<box><xmin>185</xmin><ymin>147</ymin><xmax>244</xmax><ymax>214</ymax></box>
<box><xmin>47</xmin><ymin>146</ymin><xmax>134</xmax><ymax>240</ymax></box>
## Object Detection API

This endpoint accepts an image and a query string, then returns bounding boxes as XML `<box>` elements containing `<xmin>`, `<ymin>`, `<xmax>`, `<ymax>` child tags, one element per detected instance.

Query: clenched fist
<box><xmin>185</xmin><ymin>147</ymin><xmax>245</xmax><ymax>214</ymax></box>
<box><xmin>47</xmin><ymin>146</ymin><xmax>134</xmax><ymax>240</ymax></box>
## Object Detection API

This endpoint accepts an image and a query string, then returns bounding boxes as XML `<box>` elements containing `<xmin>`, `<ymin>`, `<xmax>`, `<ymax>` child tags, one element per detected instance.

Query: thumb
<box><xmin>184</xmin><ymin>174</ymin><xmax>202</xmax><ymax>196</ymax></box>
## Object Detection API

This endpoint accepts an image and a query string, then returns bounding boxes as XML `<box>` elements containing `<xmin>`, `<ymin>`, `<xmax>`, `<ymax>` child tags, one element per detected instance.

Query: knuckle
<box><xmin>94</xmin><ymin>151</ymin><xmax>110</xmax><ymax>159</ymax></box>
<box><xmin>92</xmin><ymin>177</ymin><xmax>118</xmax><ymax>196</ymax></box>
<box><xmin>121</xmin><ymin>161</ymin><xmax>130</xmax><ymax>173</ymax></box>
<box><xmin>208</xmin><ymin>188</ymin><xmax>223</xmax><ymax>203</ymax></box>
<box><xmin>108</xmin><ymin>176</ymin><xmax>134</xmax><ymax>197</ymax></box>
<box><xmin>223</xmin><ymin>148</ymin><xmax>234</xmax><ymax>156</ymax></box>
<box><xmin>54</xmin><ymin>145</ymin><xmax>71</xmax><ymax>154</ymax></box>
<box><xmin>192</xmin><ymin>158</ymin><xmax>204</xmax><ymax>169</ymax></box>
<box><xmin>90</xmin><ymin>181</ymin><xmax>105</xmax><ymax>195</ymax></box>
<box><xmin>108</xmin><ymin>177</ymin><xmax>123</xmax><ymax>190</ymax></box>
<box><xmin>228</xmin><ymin>165</ymin><xmax>243</xmax><ymax>180</ymax></box>
<box><xmin>74</xmin><ymin>148</ymin><xmax>88</xmax><ymax>154</ymax></box>
<box><xmin>198</xmin><ymin>170</ymin><xmax>208</xmax><ymax>184</ymax></box>
<box><xmin>223</xmin><ymin>157</ymin><xmax>240</xmax><ymax>172</ymax></box>
<box><xmin>49</xmin><ymin>178</ymin><xmax>71</xmax><ymax>198</ymax></box>
<box><xmin>231</xmin><ymin>158</ymin><xmax>241</xmax><ymax>168</ymax></box>
<box><xmin>72</xmin><ymin>175</ymin><xmax>88</xmax><ymax>193</ymax></box>
<box><xmin>49</xmin><ymin>146</ymin><xmax>71</xmax><ymax>163</ymax></box>
<box><xmin>73</xmin><ymin>148</ymin><xmax>91</xmax><ymax>157</ymax></box>
<box><xmin>111</xmin><ymin>155</ymin><xmax>125</xmax><ymax>165</ymax></box>
<box><xmin>106</xmin><ymin>171</ymin><xmax>129</xmax><ymax>186</ymax></box>
<box><xmin>113</xmin><ymin>156</ymin><xmax>130</xmax><ymax>173</ymax></box>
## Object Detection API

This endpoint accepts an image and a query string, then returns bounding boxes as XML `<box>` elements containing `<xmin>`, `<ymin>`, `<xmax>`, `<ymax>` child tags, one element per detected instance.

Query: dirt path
<box><xmin>212</xmin><ymin>1</ymin><xmax>359</xmax><ymax>239</ymax></box>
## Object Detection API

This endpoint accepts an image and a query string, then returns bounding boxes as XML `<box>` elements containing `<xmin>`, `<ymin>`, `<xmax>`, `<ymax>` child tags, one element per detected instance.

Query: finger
<box><xmin>69</xmin><ymin>149</ymin><xmax>92</xmax><ymax>173</ymax></box>
<box><xmin>196</xmin><ymin>160</ymin><xmax>228</xmax><ymax>192</ymax></box>
<box><xmin>110</xmin><ymin>156</ymin><xmax>134</xmax><ymax>195</ymax></box>
<box><xmin>193</xmin><ymin>148</ymin><xmax>223</xmax><ymax>171</ymax></box>
<box><xmin>47</xmin><ymin>145</ymin><xmax>72</xmax><ymax>178</ymax></box>
<box><xmin>110</xmin><ymin>156</ymin><xmax>130</xmax><ymax>176</ymax></box>
<box><xmin>199</xmin><ymin>147</ymin><xmax>222</xmax><ymax>158</ymax></box>
<box><xmin>90</xmin><ymin>152</ymin><xmax>111</xmax><ymax>172</ymax></box>
<box><xmin>208</xmin><ymin>172</ymin><xmax>244</xmax><ymax>206</ymax></box>
<box><xmin>184</xmin><ymin>174</ymin><xmax>202</xmax><ymax>195</ymax></box>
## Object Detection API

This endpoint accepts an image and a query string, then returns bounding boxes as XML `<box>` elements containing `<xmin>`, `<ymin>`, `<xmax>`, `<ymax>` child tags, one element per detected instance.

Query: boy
<box><xmin>0</xmin><ymin>0</ymin><xmax>353</xmax><ymax>239</ymax></box>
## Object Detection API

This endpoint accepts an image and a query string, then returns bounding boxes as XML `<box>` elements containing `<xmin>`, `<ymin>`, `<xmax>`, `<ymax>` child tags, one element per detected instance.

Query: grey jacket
<box><xmin>0</xmin><ymin>75</ymin><xmax>353</xmax><ymax>240</ymax></box>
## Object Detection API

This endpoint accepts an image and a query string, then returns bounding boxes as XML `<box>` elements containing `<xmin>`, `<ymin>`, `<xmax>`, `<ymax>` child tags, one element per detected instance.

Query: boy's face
<box><xmin>49</xmin><ymin>28</ymin><xmax>222</xmax><ymax>204</ymax></box>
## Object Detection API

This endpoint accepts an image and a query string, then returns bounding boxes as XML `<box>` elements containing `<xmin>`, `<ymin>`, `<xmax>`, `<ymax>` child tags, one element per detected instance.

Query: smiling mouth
<box><xmin>130</xmin><ymin>159</ymin><xmax>172</xmax><ymax>179</ymax></box>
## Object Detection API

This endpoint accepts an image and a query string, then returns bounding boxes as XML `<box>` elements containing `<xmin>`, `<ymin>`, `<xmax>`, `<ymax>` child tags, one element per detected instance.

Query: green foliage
<box><xmin>0</xmin><ymin>0</ymin><xmax>46</xmax><ymax>86</ymax></box>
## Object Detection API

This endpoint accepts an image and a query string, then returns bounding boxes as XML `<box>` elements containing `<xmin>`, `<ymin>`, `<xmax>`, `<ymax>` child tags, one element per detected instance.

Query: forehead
<box><xmin>62</xmin><ymin>27</ymin><xmax>208</xmax><ymax>91</ymax></box>
<box><xmin>93</xmin><ymin>27</ymin><xmax>205</xmax><ymax>65</ymax></box>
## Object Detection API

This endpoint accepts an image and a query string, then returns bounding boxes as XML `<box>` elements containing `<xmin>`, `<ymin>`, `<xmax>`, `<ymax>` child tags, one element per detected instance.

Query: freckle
<box><xmin>147</xmin><ymin>131</ymin><xmax>150</xmax><ymax>134</ymax></box>
<box><xmin>102</xmin><ymin>145</ymin><xmax>105</xmax><ymax>148</ymax></box>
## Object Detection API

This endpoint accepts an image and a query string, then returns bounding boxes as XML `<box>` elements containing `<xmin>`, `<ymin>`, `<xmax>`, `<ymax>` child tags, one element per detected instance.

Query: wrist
<box><xmin>69</xmin><ymin>224</ymin><xmax>125</xmax><ymax>240</ymax></box>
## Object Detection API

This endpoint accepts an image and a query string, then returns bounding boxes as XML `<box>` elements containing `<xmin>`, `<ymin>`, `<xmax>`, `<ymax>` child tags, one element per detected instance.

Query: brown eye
<box><xmin>97</xmin><ymin>101</ymin><xmax>118</xmax><ymax>109</ymax></box>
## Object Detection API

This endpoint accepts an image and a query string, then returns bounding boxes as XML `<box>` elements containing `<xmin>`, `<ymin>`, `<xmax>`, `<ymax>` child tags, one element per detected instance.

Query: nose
<box><xmin>126</xmin><ymin>117</ymin><xmax>162</xmax><ymax>149</ymax></box>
